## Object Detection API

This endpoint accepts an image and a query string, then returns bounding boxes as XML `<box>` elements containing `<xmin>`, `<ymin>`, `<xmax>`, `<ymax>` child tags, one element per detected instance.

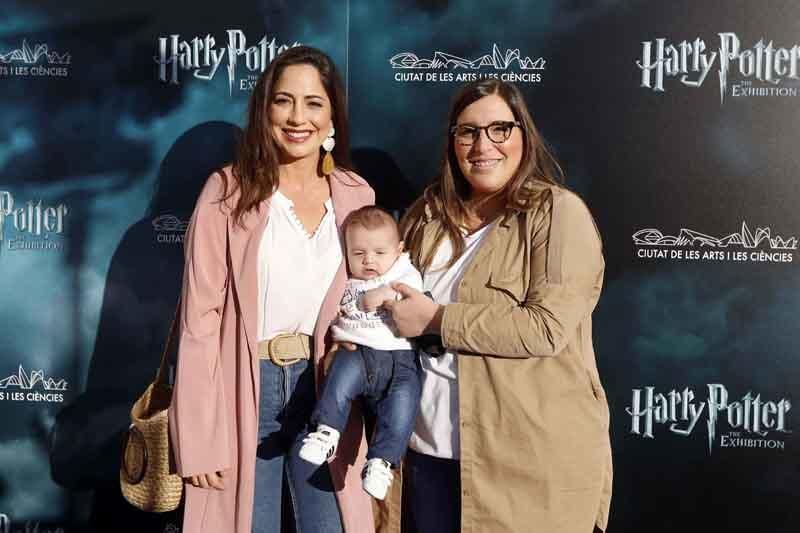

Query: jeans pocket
<box><xmin>257</xmin><ymin>360</ymin><xmax>284</xmax><ymax>437</ymax></box>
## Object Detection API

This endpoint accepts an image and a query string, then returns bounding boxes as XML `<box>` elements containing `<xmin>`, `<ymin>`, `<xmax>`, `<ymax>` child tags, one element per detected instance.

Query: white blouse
<box><xmin>257</xmin><ymin>190</ymin><xmax>343</xmax><ymax>341</ymax></box>
<box><xmin>409</xmin><ymin>224</ymin><xmax>492</xmax><ymax>459</ymax></box>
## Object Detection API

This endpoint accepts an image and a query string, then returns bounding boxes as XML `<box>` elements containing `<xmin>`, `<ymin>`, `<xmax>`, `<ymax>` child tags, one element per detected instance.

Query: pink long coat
<box><xmin>168</xmin><ymin>167</ymin><xmax>376</xmax><ymax>533</ymax></box>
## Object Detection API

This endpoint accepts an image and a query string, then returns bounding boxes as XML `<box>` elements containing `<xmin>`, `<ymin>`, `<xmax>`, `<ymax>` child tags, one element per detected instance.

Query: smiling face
<box><xmin>268</xmin><ymin>63</ymin><xmax>333</xmax><ymax>164</ymax></box>
<box><xmin>453</xmin><ymin>93</ymin><xmax>524</xmax><ymax>201</ymax></box>
<box><xmin>345</xmin><ymin>224</ymin><xmax>403</xmax><ymax>281</ymax></box>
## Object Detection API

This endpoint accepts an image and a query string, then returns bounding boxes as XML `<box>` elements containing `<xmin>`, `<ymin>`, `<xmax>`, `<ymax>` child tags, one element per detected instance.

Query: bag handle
<box><xmin>154</xmin><ymin>297</ymin><xmax>181</xmax><ymax>387</ymax></box>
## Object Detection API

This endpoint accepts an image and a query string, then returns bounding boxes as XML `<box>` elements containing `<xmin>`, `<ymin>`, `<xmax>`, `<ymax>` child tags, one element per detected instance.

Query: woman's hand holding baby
<box><xmin>383</xmin><ymin>283</ymin><xmax>444</xmax><ymax>338</ymax></box>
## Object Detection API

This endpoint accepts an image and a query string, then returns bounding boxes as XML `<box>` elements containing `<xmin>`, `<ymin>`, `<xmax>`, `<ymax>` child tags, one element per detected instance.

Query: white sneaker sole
<box><xmin>298</xmin><ymin>445</ymin><xmax>327</xmax><ymax>466</ymax></box>
<box><xmin>363</xmin><ymin>479</ymin><xmax>389</xmax><ymax>500</ymax></box>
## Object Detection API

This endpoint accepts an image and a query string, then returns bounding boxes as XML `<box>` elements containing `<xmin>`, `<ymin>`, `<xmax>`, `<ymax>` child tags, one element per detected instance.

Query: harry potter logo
<box><xmin>638</xmin><ymin>33</ymin><xmax>800</xmax><ymax>103</ymax></box>
<box><xmin>0</xmin><ymin>191</ymin><xmax>68</xmax><ymax>251</ymax></box>
<box><xmin>627</xmin><ymin>384</ymin><xmax>791</xmax><ymax>453</ymax></box>
<box><xmin>155</xmin><ymin>30</ymin><xmax>300</xmax><ymax>95</ymax></box>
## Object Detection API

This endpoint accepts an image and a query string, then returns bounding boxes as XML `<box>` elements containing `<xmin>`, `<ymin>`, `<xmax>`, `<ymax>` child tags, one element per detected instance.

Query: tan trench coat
<box><xmin>379</xmin><ymin>183</ymin><xmax>612</xmax><ymax>533</ymax></box>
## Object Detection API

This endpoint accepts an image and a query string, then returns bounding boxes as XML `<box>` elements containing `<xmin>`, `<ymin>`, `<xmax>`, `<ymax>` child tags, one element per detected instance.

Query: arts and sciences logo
<box><xmin>638</xmin><ymin>33</ymin><xmax>800</xmax><ymax>104</ymax></box>
<box><xmin>155</xmin><ymin>30</ymin><xmax>300</xmax><ymax>96</ymax></box>
<box><xmin>0</xmin><ymin>513</ymin><xmax>65</xmax><ymax>533</ymax></box>
<box><xmin>152</xmin><ymin>214</ymin><xmax>189</xmax><ymax>245</ymax></box>
<box><xmin>0</xmin><ymin>191</ymin><xmax>69</xmax><ymax>254</ymax></box>
<box><xmin>0</xmin><ymin>39</ymin><xmax>71</xmax><ymax>78</ymax></box>
<box><xmin>0</xmin><ymin>365</ymin><xmax>68</xmax><ymax>404</ymax></box>
<box><xmin>390</xmin><ymin>44</ymin><xmax>545</xmax><ymax>84</ymax></box>
<box><xmin>632</xmin><ymin>220</ymin><xmax>797</xmax><ymax>264</ymax></box>
<box><xmin>627</xmin><ymin>384</ymin><xmax>791</xmax><ymax>454</ymax></box>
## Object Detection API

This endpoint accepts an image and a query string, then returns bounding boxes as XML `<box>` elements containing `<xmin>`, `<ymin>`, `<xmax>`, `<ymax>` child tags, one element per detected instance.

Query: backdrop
<box><xmin>1</xmin><ymin>1</ymin><xmax>797</xmax><ymax>531</ymax></box>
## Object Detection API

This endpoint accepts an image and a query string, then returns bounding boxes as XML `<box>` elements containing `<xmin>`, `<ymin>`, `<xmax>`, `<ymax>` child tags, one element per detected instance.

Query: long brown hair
<box><xmin>401</xmin><ymin>79</ymin><xmax>564</xmax><ymax>271</ymax></box>
<box><xmin>226</xmin><ymin>45</ymin><xmax>352</xmax><ymax>225</ymax></box>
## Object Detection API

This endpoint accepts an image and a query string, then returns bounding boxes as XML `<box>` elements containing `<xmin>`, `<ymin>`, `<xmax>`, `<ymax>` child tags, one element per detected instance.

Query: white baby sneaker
<box><xmin>362</xmin><ymin>458</ymin><xmax>393</xmax><ymax>500</ymax></box>
<box><xmin>298</xmin><ymin>424</ymin><xmax>340</xmax><ymax>465</ymax></box>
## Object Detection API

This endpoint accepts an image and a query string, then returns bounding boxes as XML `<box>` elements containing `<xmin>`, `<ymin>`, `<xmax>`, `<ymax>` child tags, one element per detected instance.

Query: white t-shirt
<box><xmin>331</xmin><ymin>252</ymin><xmax>423</xmax><ymax>351</ymax></box>
<box><xmin>409</xmin><ymin>224</ymin><xmax>492</xmax><ymax>459</ymax></box>
<box><xmin>257</xmin><ymin>190</ymin><xmax>343</xmax><ymax>341</ymax></box>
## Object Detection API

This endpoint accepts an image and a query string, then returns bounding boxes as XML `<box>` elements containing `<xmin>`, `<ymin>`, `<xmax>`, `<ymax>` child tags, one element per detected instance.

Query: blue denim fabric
<box><xmin>312</xmin><ymin>346</ymin><xmax>421</xmax><ymax>466</ymax></box>
<box><xmin>252</xmin><ymin>359</ymin><xmax>342</xmax><ymax>533</ymax></box>
<box><xmin>404</xmin><ymin>449</ymin><xmax>461</xmax><ymax>533</ymax></box>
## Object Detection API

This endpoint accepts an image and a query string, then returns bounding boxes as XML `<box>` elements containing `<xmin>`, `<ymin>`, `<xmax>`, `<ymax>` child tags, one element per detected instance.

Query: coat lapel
<box><xmin>420</xmin><ymin>214</ymin><xmax>512</xmax><ymax>283</ymax></box>
<box><xmin>329</xmin><ymin>169</ymin><xmax>352</xmax><ymax>228</ymax></box>
<box><xmin>312</xmin><ymin>170</ymin><xmax>370</xmax><ymax>376</ymax></box>
<box><xmin>227</xmin><ymin>200</ymin><xmax>270</xmax><ymax>385</ymax></box>
<box><xmin>461</xmin><ymin>214</ymin><xmax>513</xmax><ymax>283</ymax></box>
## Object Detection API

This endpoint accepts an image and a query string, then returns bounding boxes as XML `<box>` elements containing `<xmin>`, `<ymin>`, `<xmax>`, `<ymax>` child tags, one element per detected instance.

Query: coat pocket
<box><xmin>487</xmin><ymin>271</ymin><xmax>527</xmax><ymax>304</ymax></box>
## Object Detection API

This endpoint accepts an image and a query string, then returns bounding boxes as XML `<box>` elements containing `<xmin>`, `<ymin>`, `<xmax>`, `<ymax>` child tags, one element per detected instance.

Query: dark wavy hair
<box><xmin>401</xmin><ymin>79</ymin><xmax>564</xmax><ymax>271</ymax></box>
<box><xmin>225</xmin><ymin>45</ymin><xmax>352</xmax><ymax>225</ymax></box>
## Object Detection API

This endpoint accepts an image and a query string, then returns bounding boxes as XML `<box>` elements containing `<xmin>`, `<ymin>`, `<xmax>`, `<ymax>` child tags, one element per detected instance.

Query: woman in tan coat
<box><xmin>384</xmin><ymin>79</ymin><xmax>612</xmax><ymax>533</ymax></box>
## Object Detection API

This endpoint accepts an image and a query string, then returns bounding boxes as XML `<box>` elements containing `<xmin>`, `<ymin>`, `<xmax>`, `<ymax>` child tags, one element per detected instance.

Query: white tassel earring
<box><xmin>322</xmin><ymin>126</ymin><xmax>335</xmax><ymax>175</ymax></box>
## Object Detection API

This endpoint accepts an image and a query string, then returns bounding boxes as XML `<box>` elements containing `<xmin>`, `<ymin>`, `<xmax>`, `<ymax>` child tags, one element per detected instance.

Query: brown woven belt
<box><xmin>258</xmin><ymin>333</ymin><xmax>313</xmax><ymax>367</ymax></box>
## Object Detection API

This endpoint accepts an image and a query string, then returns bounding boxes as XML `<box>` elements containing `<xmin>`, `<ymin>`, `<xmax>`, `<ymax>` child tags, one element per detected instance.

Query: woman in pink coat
<box><xmin>168</xmin><ymin>46</ymin><xmax>376</xmax><ymax>533</ymax></box>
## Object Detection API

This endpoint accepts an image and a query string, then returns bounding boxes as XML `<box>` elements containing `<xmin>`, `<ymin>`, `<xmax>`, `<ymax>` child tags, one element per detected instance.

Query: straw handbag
<box><xmin>120</xmin><ymin>304</ymin><xmax>183</xmax><ymax>512</ymax></box>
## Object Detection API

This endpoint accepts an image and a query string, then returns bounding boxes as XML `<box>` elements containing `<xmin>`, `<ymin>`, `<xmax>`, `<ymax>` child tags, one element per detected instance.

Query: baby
<box><xmin>299</xmin><ymin>205</ymin><xmax>423</xmax><ymax>500</ymax></box>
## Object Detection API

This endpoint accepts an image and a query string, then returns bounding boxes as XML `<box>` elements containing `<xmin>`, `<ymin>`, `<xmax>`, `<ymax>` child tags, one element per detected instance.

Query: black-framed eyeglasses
<box><xmin>450</xmin><ymin>121</ymin><xmax>521</xmax><ymax>146</ymax></box>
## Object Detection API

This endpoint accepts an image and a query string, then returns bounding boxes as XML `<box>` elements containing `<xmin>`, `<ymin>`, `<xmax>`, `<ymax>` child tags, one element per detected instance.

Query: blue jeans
<box><xmin>253</xmin><ymin>359</ymin><xmax>342</xmax><ymax>533</ymax></box>
<box><xmin>312</xmin><ymin>346</ymin><xmax>421</xmax><ymax>466</ymax></box>
<box><xmin>404</xmin><ymin>449</ymin><xmax>461</xmax><ymax>533</ymax></box>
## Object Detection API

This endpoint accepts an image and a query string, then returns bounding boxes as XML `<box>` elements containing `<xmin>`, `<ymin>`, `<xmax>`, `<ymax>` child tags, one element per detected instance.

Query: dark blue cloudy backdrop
<box><xmin>0</xmin><ymin>1</ymin><xmax>797</xmax><ymax>531</ymax></box>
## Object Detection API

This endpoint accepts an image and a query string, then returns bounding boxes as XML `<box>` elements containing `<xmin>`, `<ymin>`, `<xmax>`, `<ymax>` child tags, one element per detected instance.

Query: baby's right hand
<box><xmin>359</xmin><ymin>286</ymin><xmax>397</xmax><ymax>312</ymax></box>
